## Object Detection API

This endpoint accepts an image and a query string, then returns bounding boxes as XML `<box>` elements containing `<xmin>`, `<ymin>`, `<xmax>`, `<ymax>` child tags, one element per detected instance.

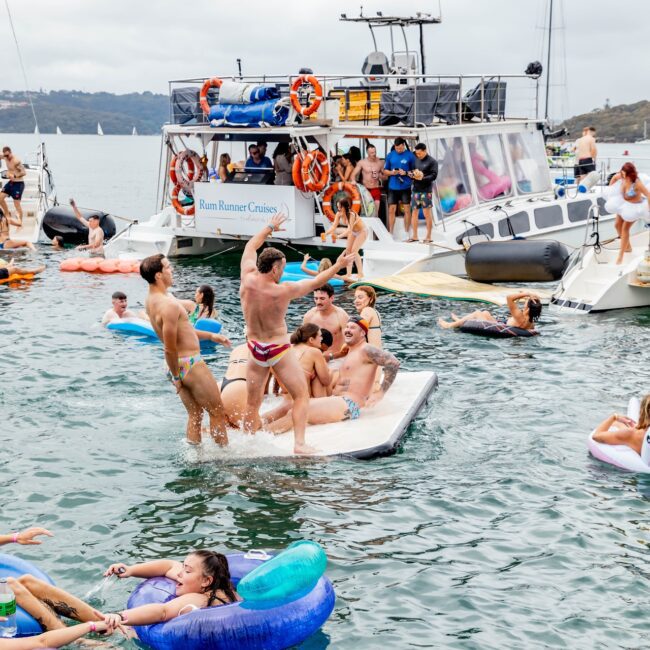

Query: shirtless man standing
<box><xmin>303</xmin><ymin>283</ymin><xmax>349</xmax><ymax>359</ymax></box>
<box><xmin>574</xmin><ymin>126</ymin><xmax>597</xmax><ymax>183</ymax></box>
<box><xmin>266</xmin><ymin>317</ymin><xmax>400</xmax><ymax>432</ymax></box>
<box><xmin>353</xmin><ymin>144</ymin><xmax>384</xmax><ymax>214</ymax></box>
<box><xmin>70</xmin><ymin>198</ymin><xmax>105</xmax><ymax>254</ymax></box>
<box><xmin>140</xmin><ymin>254</ymin><xmax>228</xmax><ymax>446</ymax></box>
<box><xmin>239</xmin><ymin>213</ymin><xmax>355</xmax><ymax>454</ymax></box>
<box><xmin>0</xmin><ymin>146</ymin><xmax>27</xmax><ymax>223</ymax></box>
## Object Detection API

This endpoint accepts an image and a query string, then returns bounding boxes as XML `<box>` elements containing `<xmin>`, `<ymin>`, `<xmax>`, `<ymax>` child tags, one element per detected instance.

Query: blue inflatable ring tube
<box><xmin>127</xmin><ymin>552</ymin><xmax>335</xmax><ymax>650</ymax></box>
<box><xmin>0</xmin><ymin>553</ymin><xmax>54</xmax><ymax>637</ymax></box>
<box><xmin>280</xmin><ymin>261</ymin><xmax>345</xmax><ymax>287</ymax></box>
<box><xmin>108</xmin><ymin>318</ymin><xmax>222</xmax><ymax>340</ymax></box>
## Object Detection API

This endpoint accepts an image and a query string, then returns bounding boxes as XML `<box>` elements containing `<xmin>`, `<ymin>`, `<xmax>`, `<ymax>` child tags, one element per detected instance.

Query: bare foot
<box><xmin>294</xmin><ymin>443</ymin><xmax>318</xmax><ymax>455</ymax></box>
<box><xmin>438</xmin><ymin>318</ymin><xmax>455</xmax><ymax>330</ymax></box>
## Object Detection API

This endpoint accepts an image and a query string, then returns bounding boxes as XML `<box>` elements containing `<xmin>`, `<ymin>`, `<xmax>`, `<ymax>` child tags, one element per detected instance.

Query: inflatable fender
<box><xmin>42</xmin><ymin>206</ymin><xmax>116</xmax><ymax>246</ymax></box>
<box><xmin>458</xmin><ymin>319</ymin><xmax>538</xmax><ymax>338</ymax></box>
<box><xmin>0</xmin><ymin>553</ymin><xmax>54</xmax><ymax>637</ymax></box>
<box><xmin>127</xmin><ymin>551</ymin><xmax>335</xmax><ymax>650</ymax></box>
<box><xmin>280</xmin><ymin>261</ymin><xmax>345</xmax><ymax>287</ymax></box>
<box><xmin>588</xmin><ymin>397</ymin><xmax>650</xmax><ymax>473</ymax></box>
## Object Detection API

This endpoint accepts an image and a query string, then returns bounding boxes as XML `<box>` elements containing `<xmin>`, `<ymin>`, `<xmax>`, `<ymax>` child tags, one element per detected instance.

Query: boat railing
<box><xmin>167</xmin><ymin>72</ymin><xmax>540</xmax><ymax>128</ymax></box>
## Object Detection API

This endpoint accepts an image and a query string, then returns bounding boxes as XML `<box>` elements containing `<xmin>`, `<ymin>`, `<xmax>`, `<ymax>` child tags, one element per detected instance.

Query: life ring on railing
<box><xmin>171</xmin><ymin>184</ymin><xmax>195</xmax><ymax>216</ymax></box>
<box><xmin>290</xmin><ymin>75</ymin><xmax>323</xmax><ymax>117</ymax></box>
<box><xmin>321</xmin><ymin>182</ymin><xmax>362</xmax><ymax>222</ymax></box>
<box><xmin>200</xmin><ymin>77</ymin><xmax>222</xmax><ymax>115</ymax></box>
<box><xmin>169</xmin><ymin>150</ymin><xmax>203</xmax><ymax>192</ymax></box>
<box><xmin>292</xmin><ymin>151</ymin><xmax>307</xmax><ymax>191</ymax></box>
<box><xmin>301</xmin><ymin>150</ymin><xmax>330</xmax><ymax>192</ymax></box>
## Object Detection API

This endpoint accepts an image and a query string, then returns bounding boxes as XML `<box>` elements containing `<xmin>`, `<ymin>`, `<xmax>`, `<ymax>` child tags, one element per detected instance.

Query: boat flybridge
<box><xmin>0</xmin><ymin>142</ymin><xmax>57</xmax><ymax>244</ymax></box>
<box><xmin>104</xmin><ymin>68</ymin><xmax>619</xmax><ymax>278</ymax></box>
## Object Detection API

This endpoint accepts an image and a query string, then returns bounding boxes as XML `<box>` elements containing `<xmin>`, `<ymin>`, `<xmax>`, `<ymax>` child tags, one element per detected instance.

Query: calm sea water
<box><xmin>1</xmin><ymin>134</ymin><xmax>650</xmax><ymax>649</ymax></box>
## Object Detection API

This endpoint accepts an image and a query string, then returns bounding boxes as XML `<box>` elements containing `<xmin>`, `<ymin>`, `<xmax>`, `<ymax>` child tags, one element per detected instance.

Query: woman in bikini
<box><xmin>353</xmin><ymin>286</ymin><xmax>382</xmax><ymax>349</ymax></box>
<box><xmin>323</xmin><ymin>199</ymin><xmax>367</xmax><ymax>277</ymax></box>
<box><xmin>220</xmin><ymin>343</ymin><xmax>250</xmax><ymax>427</ymax></box>
<box><xmin>290</xmin><ymin>324</ymin><xmax>332</xmax><ymax>398</ymax></box>
<box><xmin>0</xmin><ymin>209</ymin><xmax>35</xmax><ymax>250</ymax></box>
<box><xmin>438</xmin><ymin>291</ymin><xmax>542</xmax><ymax>331</ymax></box>
<box><xmin>592</xmin><ymin>394</ymin><xmax>650</xmax><ymax>459</ymax></box>
<box><xmin>179</xmin><ymin>284</ymin><xmax>230</xmax><ymax>347</ymax></box>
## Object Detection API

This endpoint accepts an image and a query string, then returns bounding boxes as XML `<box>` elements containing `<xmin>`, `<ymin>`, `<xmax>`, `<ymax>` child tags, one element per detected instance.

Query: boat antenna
<box><xmin>4</xmin><ymin>0</ymin><xmax>40</xmax><ymax>134</ymax></box>
<box><xmin>544</xmin><ymin>0</ymin><xmax>553</xmax><ymax>121</ymax></box>
<box><xmin>236</xmin><ymin>58</ymin><xmax>243</xmax><ymax>80</ymax></box>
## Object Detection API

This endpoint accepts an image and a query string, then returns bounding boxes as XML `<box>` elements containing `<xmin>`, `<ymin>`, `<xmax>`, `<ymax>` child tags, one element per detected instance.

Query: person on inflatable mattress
<box><xmin>438</xmin><ymin>291</ymin><xmax>542</xmax><ymax>332</ymax></box>
<box><xmin>0</xmin><ymin>259</ymin><xmax>45</xmax><ymax>282</ymax></box>
<box><xmin>592</xmin><ymin>394</ymin><xmax>650</xmax><ymax>463</ymax></box>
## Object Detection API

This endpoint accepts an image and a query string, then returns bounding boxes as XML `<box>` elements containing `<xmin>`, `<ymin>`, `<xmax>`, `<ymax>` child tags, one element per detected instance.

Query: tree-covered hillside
<box><xmin>0</xmin><ymin>90</ymin><xmax>169</xmax><ymax>135</ymax></box>
<box><xmin>557</xmin><ymin>100</ymin><xmax>650</xmax><ymax>142</ymax></box>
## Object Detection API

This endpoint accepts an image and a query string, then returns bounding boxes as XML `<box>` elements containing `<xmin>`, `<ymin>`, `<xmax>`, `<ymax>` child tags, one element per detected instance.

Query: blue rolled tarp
<box><xmin>208</xmin><ymin>99</ymin><xmax>289</xmax><ymax>128</ymax></box>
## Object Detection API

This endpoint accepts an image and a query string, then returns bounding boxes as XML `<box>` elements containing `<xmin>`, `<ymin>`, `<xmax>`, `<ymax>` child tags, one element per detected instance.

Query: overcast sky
<box><xmin>1</xmin><ymin>0</ymin><xmax>648</xmax><ymax>120</ymax></box>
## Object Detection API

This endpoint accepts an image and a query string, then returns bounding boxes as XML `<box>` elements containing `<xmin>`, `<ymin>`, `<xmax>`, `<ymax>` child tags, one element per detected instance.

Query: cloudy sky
<box><xmin>1</xmin><ymin>0</ymin><xmax>648</xmax><ymax>119</ymax></box>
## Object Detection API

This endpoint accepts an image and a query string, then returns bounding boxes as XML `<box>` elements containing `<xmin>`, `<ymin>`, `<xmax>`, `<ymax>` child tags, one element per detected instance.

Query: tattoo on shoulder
<box><xmin>365</xmin><ymin>345</ymin><xmax>400</xmax><ymax>392</ymax></box>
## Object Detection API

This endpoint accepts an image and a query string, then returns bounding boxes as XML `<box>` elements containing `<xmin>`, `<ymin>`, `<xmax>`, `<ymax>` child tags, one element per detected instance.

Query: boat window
<box><xmin>507</xmin><ymin>131</ymin><xmax>552</xmax><ymax>194</ymax></box>
<box><xmin>470</xmin><ymin>134</ymin><xmax>513</xmax><ymax>203</ymax></box>
<box><xmin>455</xmin><ymin>222</ymin><xmax>494</xmax><ymax>245</ymax></box>
<box><xmin>430</xmin><ymin>137</ymin><xmax>475</xmax><ymax>217</ymax></box>
<box><xmin>497</xmin><ymin>211</ymin><xmax>530</xmax><ymax>237</ymax></box>
<box><xmin>567</xmin><ymin>200</ymin><xmax>592</xmax><ymax>223</ymax></box>
<box><xmin>534</xmin><ymin>205</ymin><xmax>563</xmax><ymax>229</ymax></box>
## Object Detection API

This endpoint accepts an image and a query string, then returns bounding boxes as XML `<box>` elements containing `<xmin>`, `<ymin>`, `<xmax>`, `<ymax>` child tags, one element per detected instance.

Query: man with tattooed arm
<box><xmin>265</xmin><ymin>316</ymin><xmax>400</xmax><ymax>432</ymax></box>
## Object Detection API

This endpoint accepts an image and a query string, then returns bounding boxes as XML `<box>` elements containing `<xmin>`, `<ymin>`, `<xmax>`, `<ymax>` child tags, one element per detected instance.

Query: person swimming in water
<box><xmin>178</xmin><ymin>284</ymin><xmax>231</xmax><ymax>347</ymax></box>
<box><xmin>438</xmin><ymin>292</ymin><xmax>542</xmax><ymax>332</ymax></box>
<box><xmin>0</xmin><ymin>259</ymin><xmax>45</xmax><ymax>281</ymax></box>
<box><xmin>592</xmin><ymin>394</ymin><xmax>650</xmax><ymax>460</ymax></box>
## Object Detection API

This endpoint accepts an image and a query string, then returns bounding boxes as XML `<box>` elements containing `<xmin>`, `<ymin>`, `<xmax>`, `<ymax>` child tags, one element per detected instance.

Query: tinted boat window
<box><xmin>567</xmin><ymin>200</ymin><xmax>592</xmax><ymax>223</ymax></box>
<box><xmin>507</xmin><ymin>131</ymin><xmax>552</xmax><ymax>194</ymax></box>
<box><xmin>472</xmin><ymin>134</ymin><xmax>513</xmax><ymax>203</ymax></box>
<box><xmin>497</xmin><ymin>211</ymin><xmax>530</xmax><ymax>237</ymax></box>
<box><xmin>455</xmin><ymin>223</ymin><xmax>494</xmax><ymax>245</ymax></box>
<box><xmin>431</xmin><ymin>137</ymin><xmax>475</xmax><ymax>217</ymax></box>
<box><xmin>534</xmin><ymin>205</ymin><xmax>563</xmax><ymax>229</ymax></box>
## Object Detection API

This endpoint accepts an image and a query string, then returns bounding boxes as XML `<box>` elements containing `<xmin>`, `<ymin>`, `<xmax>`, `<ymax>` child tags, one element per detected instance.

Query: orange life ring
<box><xmin>169</xmin><ymin>150</ymin><xmax>203</xmax><ymax>192</ymax></box>
<box><xmin>291</xmin><ymin>152</ymin><xmax>307</xmax><ymax>191</ymax></box>
<box><xmin>321</xmin><ymin>182</ymin><xmax>362</xmax><ymax>222</ymax></box>
<box><xmin>301</xmin><ymin>150</ymin><xmax>330</xmax><ymax>192</ymax></box>
<box><xmin>200</xmin><ymin>77</ymin><xmax>223</xmax><ymax>115</ymax></box>
<box><xmin>171</xmin><ymin>184</ymin><xmax>195</xmax><ymax>216</ymax></box>
<box><xmin>290</xmin><ymin>75</ymin><xmax>323</xmax><ymax>117</ymax></box>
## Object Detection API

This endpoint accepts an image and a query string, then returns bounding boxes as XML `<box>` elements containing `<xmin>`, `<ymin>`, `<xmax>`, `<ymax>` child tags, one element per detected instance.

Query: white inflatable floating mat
<box><xmin>209</xmin><ymin>371</ymin><xmax>437</xmax><ymax>460</ymax></box>
<box><xmin>588</xmin><ymin>396</ymin><xmax>650</xmax><ymax>473</ymax></box>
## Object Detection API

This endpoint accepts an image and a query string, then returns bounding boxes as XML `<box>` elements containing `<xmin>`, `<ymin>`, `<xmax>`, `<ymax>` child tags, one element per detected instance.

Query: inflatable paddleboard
<box><xmin>280</xmin><ymin>261</ymin><xmax>345</xmax><ymax>287</ymax></box>
<box><xmin>588</xmin><ymin>397</ymin><xmax>650</xmax><ymax>473</ymax></box>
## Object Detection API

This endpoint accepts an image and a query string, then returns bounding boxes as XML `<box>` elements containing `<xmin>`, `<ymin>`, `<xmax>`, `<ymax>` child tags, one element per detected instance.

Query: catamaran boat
<box><xmin>103</xmin><ymin>15</ymin><xmax>621</xmax><ymax>278</ymax></box>
<box><xmin>0</xmin><ymin>142</ymin><xmax>57</xmax><ymax>244</ymax></box>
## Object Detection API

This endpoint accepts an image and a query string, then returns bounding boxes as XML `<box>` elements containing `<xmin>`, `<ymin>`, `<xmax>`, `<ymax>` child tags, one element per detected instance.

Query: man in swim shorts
<box><xmin>353</xmin><ymin>144</ymin><xmax>384</xmax><ymax>215</ymax></box>
<box><xmin>239</xmin><ymin>213</ymin><xmax>355</xmax><ymax>454</ymax></box>
<box><xmin>70</xmin><ymin>198</ymin><xmax>105</xmax><ymax>254</ymax></box>
<box><xmin>0</xmin><ymin>146</ymin><xmax>26</xmax><ymax>223</ymax></box>
<box><xmin>266</xmin><ymin>317</ymin><xmax>400</xmax><ymax>433</ymax></box>
<box><xmin>101</xmin><ymin>291</ymin><xmax>138</xmax><ymax>325</ymax></box>
<box><xmin>140</xmin><ymin>254</ymin><xmax>228</xmax><ymax>445</ymax></box>
<box><xmin>303</xmin><ymin>283</ymin><xmax>349</xmax><ymax>359</ymax></box>
<box><xmin>573</xmin><ymin>126</ymin><xmax>597</xmax><ymax>183</ymax></box>
<box><xmin>383</xmin><ymin>137</ymin><xmax>415</xmax><ymax>235</ymax></box>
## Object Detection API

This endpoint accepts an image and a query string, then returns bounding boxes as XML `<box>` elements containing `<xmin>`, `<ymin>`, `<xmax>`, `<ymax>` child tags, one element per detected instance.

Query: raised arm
<box><xmin>364</xmin><ymin>346</ymin><xmax>400</xmax><ymax>405</ymax></box>
<box><xmin>0</xmin><ymin>527</ymin><xmax>53</xmax><ymax>547</ymax></box>
<box><xmin>506</xmin><ymin>291</ymin><xmax>538</xmax><ymax>321</ymax></box>
<box><xmin>104</xmin><ymin>558</ymin><xmax>181</xmax><ymax>580</ymax></box>
<box><xmin>300</xmin><ymin>254</ymin><xmax>319</xmax><ymax>277</ymax></box>
<box><xmin>284</xmin><ymin>250</ymin><xmax>356</xmax><ymax>299</ymax></box>
<box><xmin>70</xmin><ymin>198</ymin><xmax>88</xmax><ymax>227</ymax></box>
<box><xmin>241</xmin><ymin>213</ymin><xmax>286</xmax><ymax>278</ymax></box>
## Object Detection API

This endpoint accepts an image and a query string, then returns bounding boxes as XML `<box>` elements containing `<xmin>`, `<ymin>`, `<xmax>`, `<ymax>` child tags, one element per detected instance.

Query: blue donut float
<box><xmin>0</xmin><ymin>553</ymin><xmax>54</xmax><ymax>637</ymax></box>
<box><xmin>280</xmin><ymin>261</ymin><xmax>345</xmax><ymax>287</ymax></box>
<box><xmin>459</xmin><ymin>319</ymin><xmax>538</xmax><ymax>338</ymax></box>
<box><xmin>128</xmin><ymin>543</ymin><xmax>335</xmax><ymax>650</ymax></box>
<box><xmin>107</xmin><ymin>318</ymin><xmax>222</xmax><ymax>345</ymax></box>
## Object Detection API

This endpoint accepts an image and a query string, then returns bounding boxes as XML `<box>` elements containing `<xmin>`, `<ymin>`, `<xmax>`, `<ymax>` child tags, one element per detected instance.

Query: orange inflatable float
<box><xmin>60</xmin><ymin>258</ymin><xmax>141</xmax><ymax>274</ymax></box>
<box><xmin>321</xmin><ymin>182</ymin><xmax>362</xmax><ymax>222</ymax></box>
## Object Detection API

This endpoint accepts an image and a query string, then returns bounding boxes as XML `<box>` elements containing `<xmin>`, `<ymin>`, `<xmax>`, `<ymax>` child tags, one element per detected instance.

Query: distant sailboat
<box><xmin>639</xmin><ymin>120</ymin><xmax>650</xmax><ymax>145</ymax></box>
<box><xmin>132</xmin><ymin>126</ymin><xmax>138</xmax><ymax>136</ymax></box>
<box><xmin>56</xmin><ymin>126</ymin><xmax>62</xmax><ymax>135</ymax></box>
<box><xmin>33</xmin><ymin>125</ymin><xmax>39</xmax><ymax>135</ymax></box>
<box><xmin>97</xmin><ymin>122</ymin><xmax>104</xmax><ymax>136</ymax></box>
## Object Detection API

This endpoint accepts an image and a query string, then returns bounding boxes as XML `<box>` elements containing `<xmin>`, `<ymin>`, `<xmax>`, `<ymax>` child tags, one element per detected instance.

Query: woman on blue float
<box><xmin>300</xmin><ymin>255</ymin><xmax>354</xmax><ymax>284</ymax></box>
<box><xmin>100</xmin><ymin>550</ymin><xmax>240</xmax><ymax>632</ymax></box>
<box><xmin>592</xmin><ymin>394</ymin><xmax>650</xmax><ymax>460</ymax></box>
<box><xmin>179</xmin><ymin>284</ymin><xmax>231</xmax><ymax>347</ymax></box>
<box><xmin>437</xmin><ymin>291</ymin><xmax>542</xmax><ymax>332</ymax></box>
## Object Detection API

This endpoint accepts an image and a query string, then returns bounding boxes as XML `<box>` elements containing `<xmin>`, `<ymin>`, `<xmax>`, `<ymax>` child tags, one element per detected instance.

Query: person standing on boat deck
<box><xmin>273</xmin><ymin>143</ymin><xmax>293</xmax><ymax>185</ymax></box>
<box><xmin>353</xmin><ymin>144</ymin><xmax>384</xmax><ymax>215</ymax></box>
<box><xmin>383</xmin><ymin>137</ymin><xmax>415</xmax><ymax>237</ymax></box>
<box><xmin>140</xmin><ymin>254</ymin><xmax>228</xmax><ymax>446</ymax></box>
<box><xmin>239</xmin><ymin>213</ymin><xmax>355</xmax><ymax>455</ymax></box>
<box><xmin>409</xmin><ymin>143</ymin><xmax>438</xmax><ymax>243</ymax></box>
<box><xmin>0</xmin><ymin>146</ymin><xmax>27</xmax><ymax>223</ymax></box>
<box><xmin>303</xmin><ymin>283</ymin><xmax>350</xmax><ymax>359</ymax></box>
<box><xmin>70</xmin><ymin>198</ymin><xmax>104</xmax><ymax>254</ymax></box>
<box><xmin>245</xmin><ymin>144</ymin><xmax>272</xmax><ymax>171</ymax></box>
<box><xmin>264</xmin><ymin>317</ymin><xmax>400</xmax><ymax>432</ymax></box>
<box><xmin>573</xmin><ymin>126</ymin><xmax>597</xmax><ymax>183</ymax></box>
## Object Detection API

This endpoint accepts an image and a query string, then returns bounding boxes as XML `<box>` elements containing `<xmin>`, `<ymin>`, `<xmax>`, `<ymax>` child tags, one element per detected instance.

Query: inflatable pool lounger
<box><xmin>280</xmin><ymin>261</ymin><xmax>345</xmax><ymax>287</ymax></box>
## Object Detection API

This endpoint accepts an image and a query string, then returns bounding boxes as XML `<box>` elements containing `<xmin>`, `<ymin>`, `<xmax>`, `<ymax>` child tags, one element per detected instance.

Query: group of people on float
<box><xmin>0</xmin><ymin>527</ymin><xmax>240</xmax><ymax>648</ymax></box>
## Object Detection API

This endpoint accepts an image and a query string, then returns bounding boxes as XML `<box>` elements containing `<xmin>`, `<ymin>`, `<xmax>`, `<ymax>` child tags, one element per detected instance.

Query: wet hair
<box><xmin>318</xmin><ymin>258</ymin><xmax>332</xmax><ymax>272</ymax></box>
<box><xmin>112</xmin><ymin>291</ymin><xmax>127</xmax><ymax>300</ymax></box>
<box><xmin>639</xmin><ymin>394</ymin><xmax>650</xmax><ymax>431</ymax></box>
<box><xmin>190</xmin><ymin>550</ymin><xmax>237</xmax><ymax>606</ymax></box>
<box><xmin>315</xmin><ymin>283</ymin><xmax>334</xmax><ymax>298</ymax></box>
<box><xmin>140</xmin><ymin>254</ymin><xmax>165</xmax><ymax>284</ymax></box>
<box><xmin>415</xmin><ymin>143</ymin><xmax>427</xmax><ymax>152</ymax></box>
<box><xmin>52</xmin><ymin>236</ymin><xmax>64</xmax><ymax>247</ymax></box>
<box><xmin>526</xmin><ymin>298</ymin><xmax>542</xmax><ymax>322</ymax></box>
<box><xmin>257</xmin><ymin>247</ymin><xmax>285</xmax><ymax>274</ymax></box>
<box><xmin>621</xmin><ymin>162</ymin><xmax>638</xmax><ymax>183</ymax></box>
<box><xmin>197</xmin><ymin>284</ymin><xmax>216</xmax><ymax>318</ymax></box>
<box><xmin>394</xmin><ymin>137</ymin><xmax>406</xmax><ymax>147</ymax></box>
<box><xmin>290</xmin><ymin>322</ymin><xmax>321</xmax><ymax>345</ymax></box>
<box><xmin>320</xmin><ymin>328</ymin><xmax>333</xmax><ymax>348</ymax></box>
<box><xmin>355</xmin><ymin>285</ymin><xmax>376</xmax><ymax>308</ymax></box>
